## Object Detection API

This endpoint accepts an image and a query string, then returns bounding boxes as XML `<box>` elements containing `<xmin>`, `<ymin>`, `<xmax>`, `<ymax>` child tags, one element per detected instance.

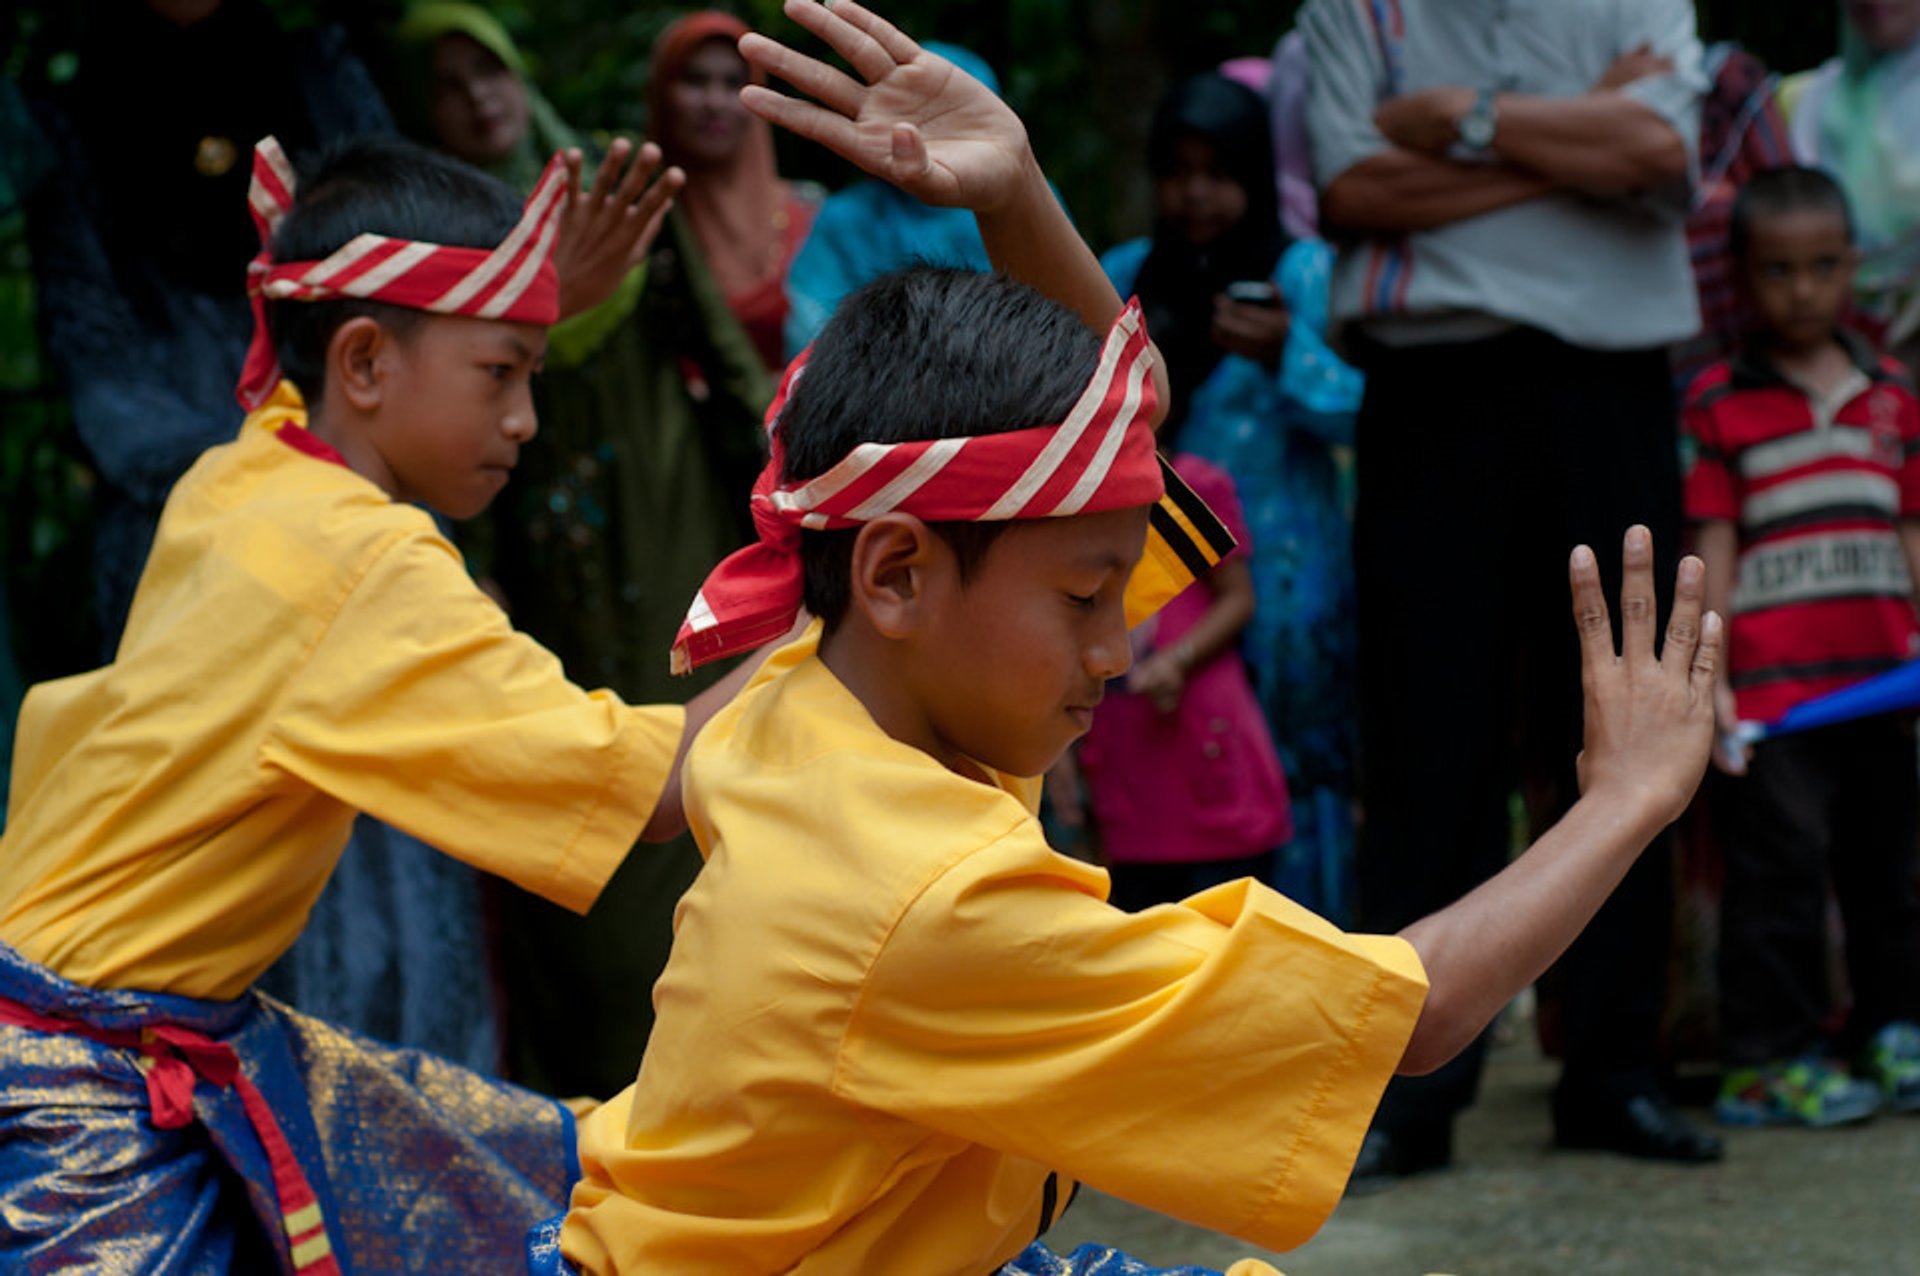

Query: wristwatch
<box><xmin>1456</xmin><ymin>88</ymin><xmax>1498</xmax><ymax>153</ymax></box>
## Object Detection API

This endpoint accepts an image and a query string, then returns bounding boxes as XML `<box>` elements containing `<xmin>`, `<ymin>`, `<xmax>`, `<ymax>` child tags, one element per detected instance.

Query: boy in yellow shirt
<box><xmin>0</xmin><ymin>135</ymin><xmax>761</xmax><ymax>1272</ymax></box>
<box><xmin>549</xmin><ymin>5</ymin><xmax>1726</xmax><ymax>1274</ymax></box>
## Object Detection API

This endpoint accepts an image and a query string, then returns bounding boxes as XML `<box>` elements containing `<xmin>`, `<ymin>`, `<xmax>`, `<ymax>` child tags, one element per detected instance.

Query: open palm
<box><xmin>740</xmin><ymin>0</ymin><xmax>1030</xmax><ymax>211</ymax></box>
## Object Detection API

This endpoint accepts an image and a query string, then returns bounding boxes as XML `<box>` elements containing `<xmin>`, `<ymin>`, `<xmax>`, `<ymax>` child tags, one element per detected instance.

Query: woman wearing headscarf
<box><xmin>1789</xmin><ymin>0</ymin><xmax>1920</xmax><ymax>375</ymax></box>
<box><xmin>648</xmin><ymin>10</ymin><xmax>818</xmax><ymax>370</ymax></box>
<box><xmin>391</xmin><ymin>2</ymin><xmax>773</xmax><ymax>1099</ymax></box>
<box><xmin>1099</xmin><ymin>72</ymin><xmax>1364</xmax><ymax>925</ymax></box>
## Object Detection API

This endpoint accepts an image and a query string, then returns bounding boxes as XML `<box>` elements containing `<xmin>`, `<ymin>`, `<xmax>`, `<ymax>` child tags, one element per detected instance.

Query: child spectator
<box><xmin>1100</xmin><ymin>71</ymin><xmax>1363</xmax><ymax>923</ymax></box>
<box><xmin>548</xmin><ymin>6</ymin><xmax>1722</xmax><ymax>1273</ymax></box>
<box><xmin>1685</xmin><ymin>165</ymin><xmax>1920</xmax><ymax>1127</ymax></box>
<box><xmin>0</xmin><ymin>135</ymin><xmax>756</xmax><ymax>1270</ymax></box>
<box><xmin>1075</xmin><ymin>453</ymin><xmax>1295</xmax><ymax>911</ymax></box>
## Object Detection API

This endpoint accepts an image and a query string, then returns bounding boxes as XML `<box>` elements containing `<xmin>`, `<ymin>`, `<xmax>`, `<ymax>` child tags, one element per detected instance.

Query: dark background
<box><xmin>5</xmin><ymin>1</ymin><xmax>1845</xmax><ymax>248</ymax></box>
<box><xmin>0</xmin><ymin>0</ymin><xmax>1850</xmax><ymax>678</ymax></box>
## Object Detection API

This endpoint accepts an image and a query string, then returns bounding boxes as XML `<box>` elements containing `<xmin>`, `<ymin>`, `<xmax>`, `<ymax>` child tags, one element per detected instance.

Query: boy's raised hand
<box><xmin>739</xmin><ymin>0</ymin><xmax>1031</xmax><ymax>212</ymax></box>
<box><xmin>1571</xmin><ymin>526</ymin><xmax>1720</xmax><ymax>823</ymax></box>
<box><xmin>552</xmin><ymin>139</ymin><xmax>684</xmax><ymax>321</ymax></box>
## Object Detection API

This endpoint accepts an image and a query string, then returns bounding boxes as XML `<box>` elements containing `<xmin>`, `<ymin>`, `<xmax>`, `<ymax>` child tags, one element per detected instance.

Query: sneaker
<box><xmin>1861</xmin><ymin>1021</ymin><xmax>1920</xmax><ymax>1113</ymax></box>
<box><xmin>1714</xmin><ymin>1057</ymin><xmax>1882</xmax><ymax>1127</ymax></box>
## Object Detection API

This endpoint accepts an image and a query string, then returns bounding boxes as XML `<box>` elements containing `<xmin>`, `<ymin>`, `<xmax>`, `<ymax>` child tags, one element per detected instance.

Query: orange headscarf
<box><xmin>648</xmin><ymin>11</ymin><xmax>811</xmax><ymax>367</ymax></box>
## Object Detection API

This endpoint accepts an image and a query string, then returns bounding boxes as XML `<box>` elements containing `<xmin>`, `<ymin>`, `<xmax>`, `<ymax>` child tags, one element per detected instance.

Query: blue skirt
<box><xmin>0</xmin><ymin>942</ymin><xmax>575</xmax><ymax>1273</ymax></box>
<box><xmin>523</xmin><ymin>1218</ymin><xmax>1226</xmax><ymax>1276</ymax></box>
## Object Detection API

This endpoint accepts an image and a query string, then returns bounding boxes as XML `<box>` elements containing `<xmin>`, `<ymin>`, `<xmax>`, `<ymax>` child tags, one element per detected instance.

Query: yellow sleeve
<box><xmin>835</xmin><ymin>836</ymin><xmax>1427</xmax><ymax>1253</ymax></box>
<box><xmin>263</xmin><ymin>528</ymin><xmax>684</xmax><ymax>911</ymax></box>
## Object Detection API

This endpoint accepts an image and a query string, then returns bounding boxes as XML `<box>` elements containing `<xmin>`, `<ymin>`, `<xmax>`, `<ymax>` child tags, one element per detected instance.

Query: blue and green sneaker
<box><xmin>1714</xmin><ymin>1057</ymin><xmax>1882</xmax><ymax>1128</ymax></box>
<box><xmin>1861</xmin><ymin>1021</ymin><xmax>1920</xmax><ymax>1113</ymax></box>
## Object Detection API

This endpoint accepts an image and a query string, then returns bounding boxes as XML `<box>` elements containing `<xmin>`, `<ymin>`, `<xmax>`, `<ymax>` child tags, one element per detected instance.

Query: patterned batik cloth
<box><xmin>1000</xmin><ymin>1242</ymin><xmax>1228</xmax><ymax>1275</ymax></box>
<box><xmin>523</xmin><ymin>1220</ymin><xmax>1229</xmax><ymax>1276</ymax></box>
<box><xmin>0</xmin><ymin>941</ymin><xmax>575</xmax><ymax>1273</ymax></box>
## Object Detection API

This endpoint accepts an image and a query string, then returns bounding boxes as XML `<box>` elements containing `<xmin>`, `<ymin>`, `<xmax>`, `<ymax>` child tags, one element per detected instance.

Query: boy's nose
<box><xmin>502</xmin><ymin>406</ymin><xmax>537</xmax><ymax>443</ymax></box>
<box><xmin>1086</xmin><ymin>604</ymin><xmax>1133</xmax><ymax>681</ymax></box>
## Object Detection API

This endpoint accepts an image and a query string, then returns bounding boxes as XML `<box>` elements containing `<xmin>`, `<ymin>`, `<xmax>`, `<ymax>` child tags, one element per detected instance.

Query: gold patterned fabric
<box><xmin>0</xmin><ymin>942</ymin><xmax>573</xmax><ymax>1272</ymax></box>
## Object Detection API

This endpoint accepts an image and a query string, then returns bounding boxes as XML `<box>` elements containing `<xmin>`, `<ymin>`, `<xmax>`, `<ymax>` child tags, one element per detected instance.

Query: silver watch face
<box><xmin>1459</xmin><ymin>105</ymin><xmax>1496</xmax><ymax>150</ymax></box>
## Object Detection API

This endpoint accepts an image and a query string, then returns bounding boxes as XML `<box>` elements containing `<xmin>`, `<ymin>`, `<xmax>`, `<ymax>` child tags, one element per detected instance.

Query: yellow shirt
<box><xmin>0</xmin><ymin>387</ymin><xmax>683</xmax><ymax>999</ymax></box>
<box><xmin>564</xmin><ymin>624</ymin><xmax>1427</xmax><ymax>1275</ymax></box>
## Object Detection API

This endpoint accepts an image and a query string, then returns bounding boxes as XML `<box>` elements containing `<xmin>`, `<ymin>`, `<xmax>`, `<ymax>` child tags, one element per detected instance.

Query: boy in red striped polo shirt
<box><xmin>1684</xmin><ymin>165</ymin><xmax>1920</xmax><ymax>1127</ymax></box>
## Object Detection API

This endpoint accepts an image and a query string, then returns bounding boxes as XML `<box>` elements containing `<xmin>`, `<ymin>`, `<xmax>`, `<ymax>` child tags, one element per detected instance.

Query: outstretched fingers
<box><xmin>1662</xmin><ymin>554</ymin><xmax>1706</xmax><ymax>672</ymax></box>
<box><xmin>739</xmin><ymin>81</ymin><xmax>862</xmax><ymax>158</ymax></box>
<box><xmin>739</xmin><ymin>31</ymin><xmax>866</xmax><ymax>118</ymax></box>
<box><xmin>586</xmin><ymin>138</ymin><xmax>631</xmax><ymax>205</ymax></box>
<box><xmin>616</xmin><ymin>141</ymin><xmax>670</xmax><ymax>204</ymax></box>
<box><xmin>1569</xmin><ymin>543</ymin><xmax>1615</xmax><ymax>681</ymax></box>
<box><xmin>1692</xmin><ymin>606</ymin><xmax>1723</xmax><ymax>689</ymax></box>
<box><xmin>776</xmin><ymin>0</ymin><xmax>913</xmax><ymax>86</ymax></box>
<box><xmin>624</xmin><ymin>163</ymin><xmax>683</xmax><ymax>270</ymax></box>
<box><xmin>1618</xmin><ymin>524</ymin><xmax>1657</xmax><ymax>666</ymax></box>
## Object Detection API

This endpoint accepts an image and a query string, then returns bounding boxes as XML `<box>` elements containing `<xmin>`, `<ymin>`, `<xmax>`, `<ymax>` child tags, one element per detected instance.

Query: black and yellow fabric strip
<box><xmin>1123</xmin><ymin>454</ymin><xmax>1237</xmax><ymax>629</ymax></box>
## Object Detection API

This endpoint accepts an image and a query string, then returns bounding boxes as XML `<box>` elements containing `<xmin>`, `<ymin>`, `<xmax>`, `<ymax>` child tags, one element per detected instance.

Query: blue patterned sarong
<box><xmin>0</xmin><ymin>942</ymin><xmax>576</xmax><ymax>1273</ymax></box>
<box><xmin>1000</xmin><ymin>1243</ymin><xmax>1225</xmax><ymax>1276</ymax></box>
<box><xmin>523</xmin><ymin>1217</ymin><xmax>1224</xmax><ymax>1275</ymax></box>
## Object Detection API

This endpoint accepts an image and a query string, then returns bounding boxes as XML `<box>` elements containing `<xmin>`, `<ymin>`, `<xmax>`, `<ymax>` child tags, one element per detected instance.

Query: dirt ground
<box><xmin>1041</xmin><ymin>1036</ymin><xmax>1920</xmax><ymax>1276</ymax></box>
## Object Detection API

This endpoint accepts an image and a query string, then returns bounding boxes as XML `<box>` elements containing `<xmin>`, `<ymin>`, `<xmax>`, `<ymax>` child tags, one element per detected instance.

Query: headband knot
<box><xmin>236</xmin><ymin>136</ymin><xmax>568</xmax><ymax>410</ymax></box>
<box><xmin>672</xmin><ymin>299</ymin><xmax>1235</xmax><ymax>674</ymax></box>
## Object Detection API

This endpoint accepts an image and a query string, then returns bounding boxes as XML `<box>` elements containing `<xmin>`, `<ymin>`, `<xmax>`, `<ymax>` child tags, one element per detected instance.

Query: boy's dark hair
<box><xmin>1729</xmin><ymin>166</ymin><xmax>1854</xmax><ymax>263</ymax></box>
<box><xmin>780</xmin><ymin>267</ymin><xmax>1104</xmax><ymax>625</ymax></box>
<box><xmin>266</xmin><ymin>135</ymin><xmax>525</xmax><ymax>406</ymax></box>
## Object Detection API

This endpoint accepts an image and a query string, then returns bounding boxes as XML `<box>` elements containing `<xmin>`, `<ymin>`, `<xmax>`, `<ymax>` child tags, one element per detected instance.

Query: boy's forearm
<box><xmin>975</xmin><ymin>155</ymin><xmax>1173</xmax><ymax>419</ymax></box>
<box><xmin>975</xmin><ymin>154</ymin><xmax>1112</xmax><ymax>326</ymax></box>
<box><xmin>1396</xmin><ymin>787</ymin><xmax>1671</xmax><ymax>1074</ymax></box>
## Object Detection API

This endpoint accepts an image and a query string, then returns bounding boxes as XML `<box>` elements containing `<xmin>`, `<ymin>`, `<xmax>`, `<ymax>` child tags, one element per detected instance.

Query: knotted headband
<box><xmin>236</xmin><ymin>136</ymin><xmax>567</xmax><ymax>410</ymax></box>
<box><xmin>671</xmin><ymin>299</ymin><xmax>1236</xmax><ymax>673</ymax></box>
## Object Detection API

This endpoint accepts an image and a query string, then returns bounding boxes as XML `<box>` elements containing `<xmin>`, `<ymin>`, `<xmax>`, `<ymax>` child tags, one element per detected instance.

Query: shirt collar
<box><xmin>1728</xmin><ymin>327</ymin><xmax>1888</xmax><ymax>390</ymax></box>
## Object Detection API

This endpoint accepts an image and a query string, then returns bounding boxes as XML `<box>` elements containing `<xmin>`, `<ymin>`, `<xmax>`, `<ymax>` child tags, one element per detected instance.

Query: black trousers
<box><xmin>1713</xmin><ymin>716</ymin><xmax>1920</xmax><ymax>1066</ymax></box>
<box><xmin>1351</xmin><ymin>328</ymin><xmax>1683</xmax><ymax>1132</ymax></box>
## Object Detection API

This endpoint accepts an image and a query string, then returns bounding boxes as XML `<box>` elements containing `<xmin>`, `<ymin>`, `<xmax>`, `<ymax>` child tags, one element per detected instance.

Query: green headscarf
<box><xmin>391</xmin><ymin>3</ymin><xmax>579</xmax><ymax>193</ymax></box>
<box><xmin>393</xmin><ymin>3</ymin><xmax>649</xmax><ymax>366</ymax></box>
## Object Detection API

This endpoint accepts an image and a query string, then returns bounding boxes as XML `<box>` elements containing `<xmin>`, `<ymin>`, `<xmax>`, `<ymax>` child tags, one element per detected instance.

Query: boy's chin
<box><xmin>993</xmin><ymin>737</ymin><xmax>1077</xmax><ymax>782</ymax></box>
<box><xmin>434</xmin><ymin>493</ymin><xmax>497</xmax><ymax>522</ymax></box>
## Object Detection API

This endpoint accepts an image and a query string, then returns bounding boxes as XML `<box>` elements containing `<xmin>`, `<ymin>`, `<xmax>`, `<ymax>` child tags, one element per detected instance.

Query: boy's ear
<box><xmin>848</xmin><ymin>514</ymin><xmax>944</xmax><ymax>639</ymax></box>
<box><xmin>329</xmin><ymin>316</ymin><xmax>397</xmax><ymax>413</ymax></box>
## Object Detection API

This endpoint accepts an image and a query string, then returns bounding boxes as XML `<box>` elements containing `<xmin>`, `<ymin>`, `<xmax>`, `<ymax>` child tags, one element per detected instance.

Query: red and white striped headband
<box><xmin>236</xmin><ymin>136</ymin><xmax>567</xmax><ymax>410</ymax></box>
<box><xmin>672</xmin><ymin>299</ymin><xmax>1179</xmax><ymax>674</ymax></box>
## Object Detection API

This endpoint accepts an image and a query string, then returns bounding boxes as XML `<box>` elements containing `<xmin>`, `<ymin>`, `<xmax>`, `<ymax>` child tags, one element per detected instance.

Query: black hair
<box><xmin>266</xmin><ymin>135</ymin><xmax>525</xmax><ymax>406</ymax></box>
<box><xmin>1144</xmin><ymin>73</ymin><xmax>1281</xmax><ymax>238</ymax></box>
<box><xmin>780</xmin><ymin>267</ymin><xmax>1104</xmax><ymax>626</ymax></box>
<box><xmin>1134</xmin><ymin>73</ymin><xmax>1285</xmax><ymax>442</ymax></box>
<box><xmin>1728</xmin><ymin>165</ymin><xmax>1855</xmax><ymax>263</ymax></box>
